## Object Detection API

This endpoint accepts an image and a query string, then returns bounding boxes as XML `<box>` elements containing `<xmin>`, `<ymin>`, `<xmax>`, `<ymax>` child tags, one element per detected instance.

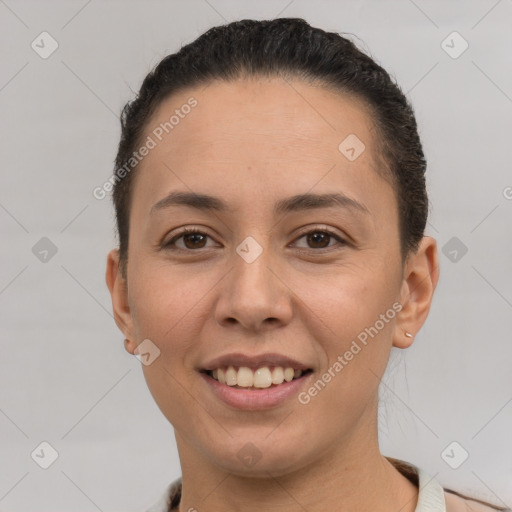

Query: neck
<box><xmin>175</xmin><ymin>426</ymin><xmax>418</xmax><ymax>512</ymax></box>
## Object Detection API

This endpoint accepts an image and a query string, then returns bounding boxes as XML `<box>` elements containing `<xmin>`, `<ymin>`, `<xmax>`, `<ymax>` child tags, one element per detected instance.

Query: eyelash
<box><xmin>163</xmin><ymin>226</ymin><xmax>347</xmax><ymax>254</ymax></box>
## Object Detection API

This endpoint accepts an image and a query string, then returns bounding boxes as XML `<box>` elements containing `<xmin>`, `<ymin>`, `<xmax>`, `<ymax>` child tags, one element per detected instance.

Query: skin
<box><xmin>106</xmin><ymin>77</ymin><xmax>439</xmax><ymax>512</ymax></box>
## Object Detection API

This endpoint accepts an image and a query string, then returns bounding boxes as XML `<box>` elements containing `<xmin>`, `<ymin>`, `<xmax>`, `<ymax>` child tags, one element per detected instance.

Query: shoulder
<box><xmin>148</xmin><ymin>469</ymin><xmax>512</xmax><ymax>512</ymax></box>
<box><xmin>444</xmin><ymin>489</ymin><xmax>511</xmax><ymax>512</ymax></box>
<box><xmin>385</xmin><ymin>456</ymin><xmax>510</xmax><ymax>512</ymax></box>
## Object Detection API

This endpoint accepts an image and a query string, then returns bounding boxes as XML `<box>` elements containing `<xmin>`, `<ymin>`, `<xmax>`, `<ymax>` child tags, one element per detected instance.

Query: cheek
<box><xmin>129</xmin><ymin>257</ymin><xmax>201</xmax><ymax>326</ymax></box>
<box><xmin>127</xmin><ymin>263</ymin><xmax>216</xmax><ymax>423</ymax></box>
<box><xmin>127</xmin><ymin>259</ymin><xmax>223</xmax><ymax>373</ymax></box>
<box><xmin>128</xmin><ymin>247</ymin><xmax>400</xmax><ymax>397</ymax></box>
<box><xmin>294</xmin><ymin>258</ymin><xmax>399</xmax><ymax>342</ymax></box>
<box><xmin>293</xmin><ymin>261</ymin><xmax>399</xmax><ymax>402</ymax></box>
<box><xmin>128</xmin><ymin>249</ymin><xmax>400</xmax><ymax>362</ymax></box>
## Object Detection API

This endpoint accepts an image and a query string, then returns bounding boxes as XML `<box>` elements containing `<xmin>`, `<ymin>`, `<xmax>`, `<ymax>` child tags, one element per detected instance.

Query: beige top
<box><xmin>145</xmin><ymin>457</ymin><xmax>510</xmax><ymax>512</ymax></box>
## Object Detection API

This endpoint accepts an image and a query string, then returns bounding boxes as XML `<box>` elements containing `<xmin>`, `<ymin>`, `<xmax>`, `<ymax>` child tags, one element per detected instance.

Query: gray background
<box><xmin>0</xmin><ymin>0</ymin><xmax>511</xmax><ymax>510</ymax></box>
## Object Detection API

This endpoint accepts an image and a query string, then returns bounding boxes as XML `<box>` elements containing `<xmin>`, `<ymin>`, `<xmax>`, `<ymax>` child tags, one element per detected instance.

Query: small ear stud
<box><xmin>404</xmin><ymin>331</ymin><xmax>413</xmax><ymax>338</ymax></box>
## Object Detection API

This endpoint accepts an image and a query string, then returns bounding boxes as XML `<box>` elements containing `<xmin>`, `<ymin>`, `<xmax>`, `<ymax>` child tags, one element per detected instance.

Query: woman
<box><xmin>105</xmin><ymin>18</ymin><xmax>509</xmax><ymax>512</ymax></box>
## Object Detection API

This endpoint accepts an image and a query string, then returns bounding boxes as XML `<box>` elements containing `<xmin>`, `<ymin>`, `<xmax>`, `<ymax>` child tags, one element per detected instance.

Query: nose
<box><xmin>214</xmin><ymin>241</ymin><xmax>293</xmax><ymax>333</ymax></box>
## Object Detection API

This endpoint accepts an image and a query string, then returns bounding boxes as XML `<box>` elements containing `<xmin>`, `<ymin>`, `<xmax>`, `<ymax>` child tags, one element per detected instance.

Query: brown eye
<box><xmin>293</xmin><ymin>229</ymin><xmax>346</xmax><ymax>252</ymax></box>
<box><xmin>306</xmin><ymin>232</ymin><xmax>331</xmax><ymax>249</ymax></box>
<box><xmin>164</xmin><ymin>229</ymin><xmax>214</xmax><ymax>251</ymax></box>
<box><xmin>182</xmin><ymin>232</ymin><xmax>207</xmax><ymax>249</ymax></box>
<box><xmin>164</xmin><ymin>227</ymin><xmax>346</xmax><ymax>253</ymax></box>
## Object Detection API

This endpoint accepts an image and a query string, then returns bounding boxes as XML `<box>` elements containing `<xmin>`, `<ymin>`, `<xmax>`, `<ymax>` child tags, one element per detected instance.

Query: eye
<box><xmin>292</xmin><ymin>228</ymin><xmax>346</xmax><ymax>252</ymax></box>
<box><xmin>163</xmin><ymin>226</ymin><xmax>347</xmax><ymax>253</ymax></box>
<box><xmin>164</xmin><ymin>227</ymin><xmax>217</xmax><ymax>251</ymax></box>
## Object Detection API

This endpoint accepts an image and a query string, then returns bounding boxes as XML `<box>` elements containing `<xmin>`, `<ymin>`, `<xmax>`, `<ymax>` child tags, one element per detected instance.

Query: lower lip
<box><xmin>200</xmin><ymin>372</ymin><xmax>312</xmax><ymax>410</ymax></box>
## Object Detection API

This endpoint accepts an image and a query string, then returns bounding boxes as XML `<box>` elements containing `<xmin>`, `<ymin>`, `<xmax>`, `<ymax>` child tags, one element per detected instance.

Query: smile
<box><xmin>205</xmin><ymin>365</ymin><xmax>312</xmax><ymax>389</ymax></box>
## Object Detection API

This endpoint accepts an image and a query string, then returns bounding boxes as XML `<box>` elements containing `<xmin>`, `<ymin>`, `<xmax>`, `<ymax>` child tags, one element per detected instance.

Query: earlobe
<box><xmin>393</xmin><ymin>237</ymin><xmax>440</xmax><ymax>349</ymax></box>
<box><xmin>105</xmin><ymin>249</ymin><xmax>136</xmax><ymax>353</ymax></box>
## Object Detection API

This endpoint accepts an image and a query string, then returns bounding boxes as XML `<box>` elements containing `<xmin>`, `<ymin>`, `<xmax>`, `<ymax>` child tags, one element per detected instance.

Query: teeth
<box><xmin>254</xmin><ymin>367</ymin><xmax>272</xmax><ymax>388</ymax></box>
<box><xmin>284</xmin><ymin>367</ymin><xmax>294</xmax><ymax>382</ymax></box>
<box><xmin>271</xmin><ymin>366</ymin><xmax>284</xmax><ymax>384</ymax></box>
<box><xmin>225</xmin><ymin>366</ymin><xmax>237</xmax><ymax>386</ymax></box>
<box><xmin>237</xmin><ymin>366</ymin><xmax>253</xmax><ymax>387</ymax></box>
<box><xmin>210</xmin><ymin>365</ymin><xmax>305</xmax><ymax>387</ymax></box>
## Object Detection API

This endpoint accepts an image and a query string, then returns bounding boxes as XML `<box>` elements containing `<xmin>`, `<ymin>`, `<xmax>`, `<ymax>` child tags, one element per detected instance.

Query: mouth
<box><xmin>201</xmin><ymin>365</ymin><xmax>313</xmax><ymax>390</ymax></box>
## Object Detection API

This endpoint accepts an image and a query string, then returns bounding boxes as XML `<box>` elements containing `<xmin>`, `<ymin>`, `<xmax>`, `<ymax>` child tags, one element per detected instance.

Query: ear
<box><xmin>393</xmin><ymin>236</ymin><xmax>440</xmax><ymax>349</ymax></box>
<box><xmin>105</xmin><ymin>249</ymin><xmax>137</xmax><ymax>355</ymax></box>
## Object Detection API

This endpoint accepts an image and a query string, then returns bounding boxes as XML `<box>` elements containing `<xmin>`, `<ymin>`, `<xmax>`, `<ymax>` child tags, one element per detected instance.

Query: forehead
<box><xmin>147</xmin><ymin>77</ymin><xmax>377</xmax><ymax>159</ymax></box>
<box><xmin>131</xmin><ymin>77</ymin><xmax>393</xmax><ymax>217</ymax></box>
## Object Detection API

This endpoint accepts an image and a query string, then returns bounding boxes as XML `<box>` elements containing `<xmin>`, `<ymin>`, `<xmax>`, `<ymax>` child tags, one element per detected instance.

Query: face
<box><xmin>107</xmin><ymin>77</ymin><xmax>438</xmax><ymax>477</ymax></box>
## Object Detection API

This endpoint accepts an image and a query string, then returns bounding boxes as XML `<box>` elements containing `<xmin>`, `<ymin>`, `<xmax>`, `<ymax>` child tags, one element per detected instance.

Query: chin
<box><xmin>201</xmin><ymin>429</ymin><xmax>313</xmax><ymax>477</ymax></box>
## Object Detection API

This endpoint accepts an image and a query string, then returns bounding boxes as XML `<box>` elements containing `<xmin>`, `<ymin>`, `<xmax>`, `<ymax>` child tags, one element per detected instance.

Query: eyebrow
<box><xmin>150</xmin><ymin>191</ymin><xmax>370</xmax><ymax>216</ymax></box>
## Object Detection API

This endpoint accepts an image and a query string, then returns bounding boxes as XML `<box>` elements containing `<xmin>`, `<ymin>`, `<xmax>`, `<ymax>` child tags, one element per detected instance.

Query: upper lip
<box><xmin>201</xmin><ymin>352</ymin><xmax>311</xmax><ymax>371</ymax></box>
